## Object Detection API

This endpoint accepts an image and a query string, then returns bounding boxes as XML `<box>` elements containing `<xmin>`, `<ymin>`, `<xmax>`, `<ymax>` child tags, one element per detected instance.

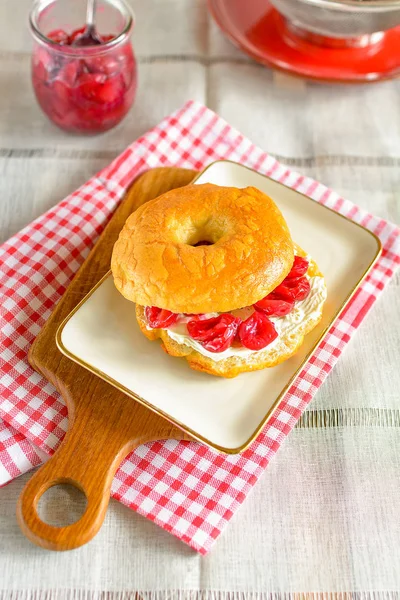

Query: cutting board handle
<box><xmin>17</xmin><ymin>418</ymin><xmax>133</xmax><ymax>550</ymax></box>
<box><xmin>17</xmin><ymin>379</ymin><xmax>186</xmax><ymax>551</ymax></box>
<box><xmin>16</xmin><ymin>406</ymin><xmax>134</xmax><ymax>551</ymax></box>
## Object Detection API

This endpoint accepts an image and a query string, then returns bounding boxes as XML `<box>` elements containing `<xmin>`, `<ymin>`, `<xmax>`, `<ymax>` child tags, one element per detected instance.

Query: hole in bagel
<box><xmin>171</xmin><ymin>217</ymin><xmax>225</xmax><ymax>247</ymax></box>
<box><xmin>185</xmin><ymin>227</ymin><xmax>220</xmax><ymax>247</ymax></box>
<box><xmin>193</xmin><ymin>240</ymin><xmax>213</xmax><ymax>247</ymax></box>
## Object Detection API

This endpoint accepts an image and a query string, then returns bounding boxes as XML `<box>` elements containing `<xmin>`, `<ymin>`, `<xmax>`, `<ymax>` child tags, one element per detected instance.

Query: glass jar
<box><xmin>29</xmin><ymin>0</ymin><xmax>137</xmax><ymax>134</ymax></box>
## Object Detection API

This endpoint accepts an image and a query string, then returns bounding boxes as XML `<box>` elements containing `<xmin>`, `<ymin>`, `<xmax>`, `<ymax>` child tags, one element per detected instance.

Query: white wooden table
<box><xmin>1</xmin><ymin>0</ymin><xmax>400</xmax><ymax>595</ymax></box>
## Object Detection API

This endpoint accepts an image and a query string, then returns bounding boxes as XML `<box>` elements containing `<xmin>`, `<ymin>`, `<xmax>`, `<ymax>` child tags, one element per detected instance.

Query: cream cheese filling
<box><xmin>145</xmin><ymin>269</ymin><xmax>327</xmax><ymax>362</ymax></box>
<box><xmin>163</xmin><ymin>275</ymin><xmax>327</xmax><ymax>361</ymax></box>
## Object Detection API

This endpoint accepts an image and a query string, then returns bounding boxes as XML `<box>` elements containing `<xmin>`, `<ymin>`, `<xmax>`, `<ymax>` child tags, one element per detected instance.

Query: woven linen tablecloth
<box><xmin>1</xmin><ymin>0</ymin><xmax>400</xmax><ymax>595</ymax></box>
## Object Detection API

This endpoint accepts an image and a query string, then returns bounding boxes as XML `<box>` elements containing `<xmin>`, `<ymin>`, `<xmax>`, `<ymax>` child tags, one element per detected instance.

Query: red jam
<box><xmin>270</xmin><ymin>276</ymin><xmax>311</xmax><ymax>302</ymax></box>
<box><xmin>32</xmin><ymin>28</ymin><xmax>137</xmax><ymax>133</ymax></box>
<box><xmin>187</xmin><ymin>314</ymin><xmax>241</xmax><ymax>353</ymax></box>
<box><xmin>145</xmin><ymin>257</ymin><xmax>311</xmax><ymax>353</ymax></box>
<box><xmin>145</xmin><ymin>307</ymin><xmax>179</xmax><ymax>329</ymax></box>
<box><xmin>254</xmin><ymin>297</ymin><xmax>294</xmax><ymax>316</ymax></box>
<box><xmin>238</xmin><ymin>312</ymin><xmax>278</xmax><ymax>350</ymax></box>
<box><xmin>287</xmin><ymin>256</ymin><xmax>309</xmax><ymax>279</ymax></box>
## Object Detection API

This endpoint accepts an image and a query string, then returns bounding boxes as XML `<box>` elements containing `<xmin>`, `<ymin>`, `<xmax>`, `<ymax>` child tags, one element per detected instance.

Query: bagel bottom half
<box><xmin>134</xmin><ymin>249</ymin><xmax>326</xmax><ymax>378</ymax></box>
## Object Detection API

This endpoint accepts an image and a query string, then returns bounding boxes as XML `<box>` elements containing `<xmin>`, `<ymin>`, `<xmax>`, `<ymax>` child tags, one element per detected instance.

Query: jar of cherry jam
<box><xmin>29</xmin><ymin>0</ymin><xmax>137</xmax><ymax>134</ymax></box>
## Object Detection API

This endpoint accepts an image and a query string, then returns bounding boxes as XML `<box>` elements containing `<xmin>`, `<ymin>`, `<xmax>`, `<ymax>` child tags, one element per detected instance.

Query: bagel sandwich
<box><xmin>111</xmin><ymin>183</ymin><xmax>327</xmax><ymax>378</ymax></box>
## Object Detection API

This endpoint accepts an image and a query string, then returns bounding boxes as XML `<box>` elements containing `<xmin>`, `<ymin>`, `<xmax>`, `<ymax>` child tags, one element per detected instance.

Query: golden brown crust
<box><xmin>135</xmin><ymin>247</ymin><xmax>326</xmax><ymax>378</ymax></box>
<box><xmin>111</xmin><ymin>183</ymin><xmax>294</xmax><ymax>314</ymax></box>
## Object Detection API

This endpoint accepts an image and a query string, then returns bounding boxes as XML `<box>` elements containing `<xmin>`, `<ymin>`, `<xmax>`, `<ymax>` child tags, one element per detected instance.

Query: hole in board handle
<box><xmin>37</xmin><ymin>481</ymin><xmax>88</xmax><ymax>527</ymax></box>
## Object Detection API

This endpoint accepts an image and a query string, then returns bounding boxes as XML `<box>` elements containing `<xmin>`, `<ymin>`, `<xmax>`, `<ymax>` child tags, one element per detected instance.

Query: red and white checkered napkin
<box><xmin>1</xmin><ymin>101</ymin><xmax>399</xmax><ymax>553</ymax></box>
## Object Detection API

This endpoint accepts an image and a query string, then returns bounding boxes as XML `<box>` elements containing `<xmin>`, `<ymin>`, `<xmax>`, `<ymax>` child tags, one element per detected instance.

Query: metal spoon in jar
<box><xmin>72</xmin><ymin>0</ymin><xmax>103</xmax><ymax>46</ymax></box>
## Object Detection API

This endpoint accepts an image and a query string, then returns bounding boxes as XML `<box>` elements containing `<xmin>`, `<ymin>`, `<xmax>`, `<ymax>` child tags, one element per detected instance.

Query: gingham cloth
<box><xmin>1</xmin><ymin>100</ymin><xmax>399</xmax><ymax>554</ymax></box>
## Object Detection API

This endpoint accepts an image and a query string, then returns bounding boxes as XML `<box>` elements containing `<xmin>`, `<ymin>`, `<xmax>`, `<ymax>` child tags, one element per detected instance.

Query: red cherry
<box><xmin>254</xmin><ymin>297</ymin><xmax>295</xmax><ymax>316</ymax></box>
<box><xmin>287</xmin><ymin>256</ymin><xmax>309</xmax><ymax>279</ymax></box>
<box><xmin>74</xmin><ymin>72</ymin><xmax>107</xmax><ymax>102</ymax></box>
<box><xmin>145</xmin><ymin>307</ymin><xmax>179</xmax><ymax>329</ymax></box>
<box><xmin>69</xmin><ymin>27</ymin><xmax>86</xmax><ymax>44</ymax></box>
<box><xmin>272</xmin><ymin>276</ymin><xmax>311</xmax><ymax>302</ymax></box>
<box><xmin>47</xmin><ymin>29</ymin><xmax>70</xmax><ymax>45</ymax></box>
<box><xmin>95</xmin><ymin>74</ymin><xmax>125</xmax><ymax>104</ymax></box>
<box><xmin>187</xmin><ymin>314</ymin><xmax>241</xmax><ymax>353</ymax></box>
<box><xmin>238</xmin><ymin>312</ymin><xmax>278</xmax><ymax>351</ymax></box>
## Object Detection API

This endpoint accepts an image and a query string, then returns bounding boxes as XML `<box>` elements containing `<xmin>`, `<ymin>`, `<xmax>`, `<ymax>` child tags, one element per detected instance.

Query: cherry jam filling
<box><xmin>187</xmin><ymin>314</ymin><xmax>241</xmax><ymax>353</ymax></box>
<box><xmin>146</xmin><ymin>257</ymin><xmax>312</xmax><ymax>353</ymax></box>
<box><xmin>145</xmin><ymin>307</ymin><xmax>179</xmax><ymax>329</ymax></box>
<box><xmin>238</xmin><ymin>311</ymin><xmax>278</xmax><ymax>350</ymax></box>
<box><xmin>32</xmin><ymin>27</ymin><xmax>137</xmax><ymax>133</ymax></box>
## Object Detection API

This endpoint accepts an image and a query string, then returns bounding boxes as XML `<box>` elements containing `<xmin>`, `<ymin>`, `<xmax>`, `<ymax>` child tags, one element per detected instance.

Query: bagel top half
<box><xmin>111</xmin><ymin>183</ymin><xmax>294</xmax><ymax>314</ymax></box>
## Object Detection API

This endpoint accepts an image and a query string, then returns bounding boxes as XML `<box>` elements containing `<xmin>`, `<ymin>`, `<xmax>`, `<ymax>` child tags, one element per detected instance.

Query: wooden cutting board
<box><xmin>17</xmin><ymin>167</ymin><xmax>196</xmax><ymax>551</ymax></box>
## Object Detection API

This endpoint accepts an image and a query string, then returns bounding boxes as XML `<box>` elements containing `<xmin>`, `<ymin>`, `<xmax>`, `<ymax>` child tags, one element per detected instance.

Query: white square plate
<box><xmin>57</xmin><ymin>161</ymin><xmax>381</xmax><ymax>453</ymax></box>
